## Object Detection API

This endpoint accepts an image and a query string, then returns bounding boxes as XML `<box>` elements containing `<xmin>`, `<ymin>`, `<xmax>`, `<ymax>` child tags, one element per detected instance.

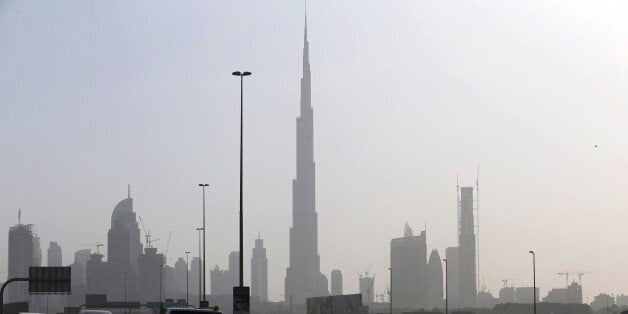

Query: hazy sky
<box><xmin>2</xmin><ymin>0</ymin><xmax>628</xmax><ymax>303</ymax></box>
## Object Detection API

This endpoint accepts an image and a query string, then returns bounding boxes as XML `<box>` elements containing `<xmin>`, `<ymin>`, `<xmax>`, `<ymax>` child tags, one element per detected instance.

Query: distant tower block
<box><xmin>458</xmin><ymin>186</ymin><xmax>477</xmax><ymax>308</ymax></box>
<box><xmin>390</xmin><ymin>223</ymin><xmax>427</xmax><ymax>308</ymax></box>
<box><xmin>359</xmin><ymin>275</ymin><xmax>375</xmax><ymax>305</ymax></box>
<box><xmin>331</xmin><ymin>270</ymin><xmax>343</xmax><ymax>295</ymax></box>
<box><xmin>427</xmin><ymin>249</ymin><xmax>444</xmax><ymax>309</ymax></box>
<box><xmin>251</xmin><ymin>235</ymin><xmax>268</xmax><ymax>303</ymax></box>
<box><xmin>8</xmin><ymin>223</ymin><xmax>35</xmax><ymax>303</ymax></box>
<box><xmin>47</xmin><ymin>241</ymin><xmax>62</xmax><ymax>266</ymax></box>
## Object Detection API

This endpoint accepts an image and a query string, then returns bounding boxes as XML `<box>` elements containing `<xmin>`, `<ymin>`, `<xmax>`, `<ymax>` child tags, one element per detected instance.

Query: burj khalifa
<box><xmin>284</xmin><ymin>15</ymin><xmax>328</xmax><ymax>304</ymax></box>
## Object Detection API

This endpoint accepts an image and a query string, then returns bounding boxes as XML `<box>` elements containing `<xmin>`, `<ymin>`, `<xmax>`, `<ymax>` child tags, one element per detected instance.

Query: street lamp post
<box><xmin>529</xmin><ymin>250</ymin><xmax>536</xmax><ymax>314</ymax></box>
<box><xmin>388</xmin><ymin>267</ymin><xmax>392</xmax><ymax>314</ymax></box>
<box><xmin>185</xmin><ymin>251</ymin><xmax>191</xmax><ymax>307</ymax></box>
<box><xmin>198</xmin><ymin>184</ymin><xmax>209</xmax><ymax>305</ymax></box>
<box><xmin>124</xmin><ymin>272</ymin><xmax>128</xmax><ymax>314</ymax></box>
<box><xmin>196</xmin><ymin>227</ymin><xmax>203</xmax><ymax>307</ymax></box>
<box><xmin>124</xmin><ymin>272</ymin><xmax>128</xmax><ymax>302</ymax></box>
<box><xmin>443</xmin><ymin>259</ymin><xmax>448</xmax><ymax>314</ymax></box>
<box><xmin>232</xmin><ymin>70</ymin><xmax>252</xmax><ymax>288</ymax></box>
<box><xmin>159</xmin><ymin>264</ymin><xmax>164</xmax><ymax>309</ymax></box>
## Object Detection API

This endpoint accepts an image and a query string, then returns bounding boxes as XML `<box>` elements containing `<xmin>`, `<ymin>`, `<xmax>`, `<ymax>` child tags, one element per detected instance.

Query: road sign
<box><xmin>233</xmin><ymin>286</ymin><xmax>250</xmax><ymax>314</ymax></box>
<box><xmin>28</xmin><ymin>267</ymin><xmax>71</xmax><ymax>294</ymax></box>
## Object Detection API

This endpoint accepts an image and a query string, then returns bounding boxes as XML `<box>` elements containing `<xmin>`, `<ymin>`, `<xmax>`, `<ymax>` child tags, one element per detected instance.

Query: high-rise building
<box><xmin>515</xmin><ymin>287</ymin><xmax>539</xmax><ymax>304</ymax></box>
<box><xmin>109</xmin><ymin>188</ymin><xmax>143</xmax><ymax>272</ymax></box>
<box><xmin>390</xmin><ymin>223</ymin><xmax>427</xmax><ymax>308</ymax></box>
<box><xmin>445</xmin><ymin>247</ymin><xmax>460</xmax><ymax>308</ymax></box>
<box><xmin>174</xmin><ymin>258</ymin><xmax>188</xmax><ymax>294</ymax></box>
<box><xmin>359</xmin><ymin>275</ymin><xmax>375</xmax><ymax>305</ymax></box>
<box><xmin>210</xmin><ymin>251</ymin><xmax>239</xmax><ymax>296</ymax></box>
<box><xmin>427</xmin><ymin>249</ymin><xmax>443</xmax><ymax>310</ymax></box>
<box><xmin>542</xmin><ymin>282</ymin><xmax>582</xmax><ymax>304</ymax></box>
<box><xmin>138</xmin><ymin>247</ymin><xmax>164</xmax><ymax>302</ymax></box>
<box><xmin>85</xmin><ymin>253</ymin><xmax>108</xmax><ymax>295</ymax></box>
<box><xmin>330</xmin><ymin>270</ymin><xmax>343</xmax><ymax>296</ymax></box>
<box><xmin>457</xmin><ymin>186</ymin><xmax>477</xmax><ymax>308</ymax></box>
<box><xmin>498</xmin><ymin>286</ymin><xmax>515</xmax><ymax>304</ymax></box>
<box><xmin>477</xmin><ymin>290</ymin><xmax>497</xmax><ymax>309</ymax></box>
<box><xmin>616</xmin><ymin>294</ymin><xmax>628</xmax><ymax>307</ymax></box>
<box><xmin>590</xmin><ymin>293</ymin><xmax>615</xmax><ymax>311</ymax></box>
<box><xmin>33</xmin><ymin>232</ymin><xmax>42</xmax><ymax>267</ymax></box>
<box><xmin>47</xmin><ymin>242</ymin><xmax>62</xmax><ymax>266</ymax></box>
<box><xmin>107</xmin><ymin>219</ymin><xmax>132</xmax><ymax>301</ymax></box>
<box><xmin>68</xmin><ymin>249</ymin><xmax>91</xmax><ymax>307</ymax></box>
<box><xmin>7</xmin><ymin>223</ymin><xmax>35</xmax><ymax>303</ymax></box>
<box><xmin>190</xmin><ymin>257</ymin><xmax>201</xmax><ymax>304</ymax></box>
<box><xmin>284</xmin><ymin>13</ymin><xmax>328</xmax><ymax>304</ymax></box>
<box><xmin>163</xmin><ymin>265</ymin><xmax>175</xmax><ymax>295</ymax></box>
<box><xmin>229</xmin><ymin>251</ymin><xmax>239</xmax><ymax>280</ymax></box>
<box><xmin>251</xmin><ymin>237</ymin><xmax>268</xmax><ymax>303</ymax></box>
<box><xmin>74</xmin><ymin>249</ymin><xmax>91</xmax><ymax>286</ymax></box>
<box><xmin>75</xmin><ymin>249</ymin><xmax>92</xmax><ymax>267</ymax></box>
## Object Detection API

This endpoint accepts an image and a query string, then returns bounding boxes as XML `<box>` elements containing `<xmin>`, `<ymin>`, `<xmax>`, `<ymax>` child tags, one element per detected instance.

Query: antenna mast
<box><xmin>18</xmin><ymin>209</ymin><xmax>21</xmax><ymax>225</ymax></box>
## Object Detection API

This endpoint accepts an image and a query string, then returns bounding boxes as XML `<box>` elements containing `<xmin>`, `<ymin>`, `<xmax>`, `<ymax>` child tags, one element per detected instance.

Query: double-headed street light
<box><xmin>198</xmin><ymin>184</ymin><xmax>209</xmax><ymax>306</ymax></box>
<box><xmin>232</xmin><ymin>70</ymin><xmax>252</xmax><ymax>288</ymax></box>
<box><xmin>529</xmin><ymin>250</ymin><xmax>536</xmax><ymax>314</ymax></box>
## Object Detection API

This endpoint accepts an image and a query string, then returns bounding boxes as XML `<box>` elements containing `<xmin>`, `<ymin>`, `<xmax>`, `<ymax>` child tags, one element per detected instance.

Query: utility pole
<box><xmin>196</xmin><ymin>227</ymin><xmax>203</xmax><ymax>307</ymax></box>
<box><xmin>198</xmin><ymin>184</ymin><xmax>209</xmax><ymax>306</ymax></box>
<box><xmin>185</xmin><ymin>251</ymin><xmax>191</xmax><ymax>306</ymax></box>
<box><xmin>159</xmin><ymin>264</ymin><xmax>164</xmax><ymax>310</ymax></box>
<box><xmin>443</xmin><ymin>259</ymin><xmax>448</xmax><ymax>314</ymax></box>
<box><xmin>388</xmin><ymin>267</ymin><xmax>392</xmax><ymax>314</ymax></box>
<box><xmin>529</xmin><ymin>251</ymin><xmax>536</xmax><ymax>314</ymax></box>
<box><xmin>124</xmin><ymin>272</ymin><xmax>128</xmax><ymax>314</ymax></box>
<box><xmin>232</xmin><ymin>70</ymin><xmax>252</xmax><ymax>288</ymax></box>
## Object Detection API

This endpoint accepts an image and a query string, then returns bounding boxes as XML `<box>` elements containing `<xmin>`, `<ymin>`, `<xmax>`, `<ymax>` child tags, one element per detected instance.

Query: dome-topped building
<box><xmin>107</xmin><ymin>186</ymin><xmax>143</xmax><ymax>272</ymax></box>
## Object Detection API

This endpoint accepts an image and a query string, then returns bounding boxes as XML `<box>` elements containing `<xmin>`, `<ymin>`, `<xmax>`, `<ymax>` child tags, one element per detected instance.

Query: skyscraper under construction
<box><xmin>7</xmin><ymin>213</ymin><xmax>37</xmax><ymax>303</ymax></box>
<box><xmin>457</xmin><ymin>186</ymin><xmax>477</xmax><ymax>308</ymax></box>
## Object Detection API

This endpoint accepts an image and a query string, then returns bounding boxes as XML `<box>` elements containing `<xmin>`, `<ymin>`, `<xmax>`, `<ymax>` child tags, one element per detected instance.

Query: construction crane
<box><xmin>162</xmin><ymin>231</ymin><xmax>173</xmax><ymax>264</ymax></box>
<box><xmin>576</xmin><ymin>271</ymin><xmax>592</xmax><ymax>285</ymax></box>
<box><xmin>558</xmin><ymin>270</ymin><xmax>592</xmax><ymax>287</ymax></box>
<box><xmin>502</xmin><ymin>278</ymin><xmax>516</xmax><ymax>288</ymax></box>
<box><xmin>80</xmin><ymin>242</ymin><xmax>103</xmax><ymax>254</ymax></box>
<box><xmin>138</xmin><ymin>216</ymin><xmax>154</xmax><ymax>248</ymax></box>
<box><xmin>353</xmin><ymin>263</ymin><xmax>373</xmax><ymax>278</ymax></box>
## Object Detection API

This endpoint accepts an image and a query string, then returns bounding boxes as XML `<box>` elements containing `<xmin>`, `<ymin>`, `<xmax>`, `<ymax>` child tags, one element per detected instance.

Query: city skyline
<box><xmin>2</xmin><ymin>0</ymin><xmax>628</xmax><ymax>305</ymax></box>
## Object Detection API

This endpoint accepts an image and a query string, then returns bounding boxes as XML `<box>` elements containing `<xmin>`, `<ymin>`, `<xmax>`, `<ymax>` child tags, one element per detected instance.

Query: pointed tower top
<box><xmin>128</xmin><ymin>184</ymin><xmax>131</xmax><ymax>198</ymax></box>
<box><xmin>18</xmin><ymin>209</ymin><xmax>21</xmax><ymax>225</ymax></box>
<box><xmin>304</xmin><ymin>0</ymin><xmax>308</xmax><ymax>41</ymax></box>
<box><xmin>404</xmin><ymin>222</ymin><xmax>413</xmax><ymax>237</ymax></box>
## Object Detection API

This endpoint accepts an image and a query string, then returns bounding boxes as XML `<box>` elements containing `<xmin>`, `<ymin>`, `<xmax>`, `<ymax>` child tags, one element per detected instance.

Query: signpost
<box><xmin>1</xmin><ymin>267</ymin><xmax>71</xmax><ymax>314</ymax></box>
<box><xmin>29</xmin><ymin>267</ymin><xmax>71</xmax><ymax>294</ymax></box>
<box><xmin>233</xmin><ymin>286</ymin><xmax>250</xmax><ymax>314</ymax></box>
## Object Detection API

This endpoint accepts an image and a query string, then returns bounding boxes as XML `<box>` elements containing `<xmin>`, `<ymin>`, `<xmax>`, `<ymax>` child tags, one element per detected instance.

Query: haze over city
<box><xmin>1</xmin><ymin>1</ymin><xmax>628</xmax><ymax>313</ymax></box>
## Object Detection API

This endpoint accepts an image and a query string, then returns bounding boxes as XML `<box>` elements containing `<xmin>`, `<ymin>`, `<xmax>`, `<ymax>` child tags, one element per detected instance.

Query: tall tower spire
<box><xmin>285</xmin><ymin>9</ymin><xmax>327</xmax><ymax>304</ymax></box>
